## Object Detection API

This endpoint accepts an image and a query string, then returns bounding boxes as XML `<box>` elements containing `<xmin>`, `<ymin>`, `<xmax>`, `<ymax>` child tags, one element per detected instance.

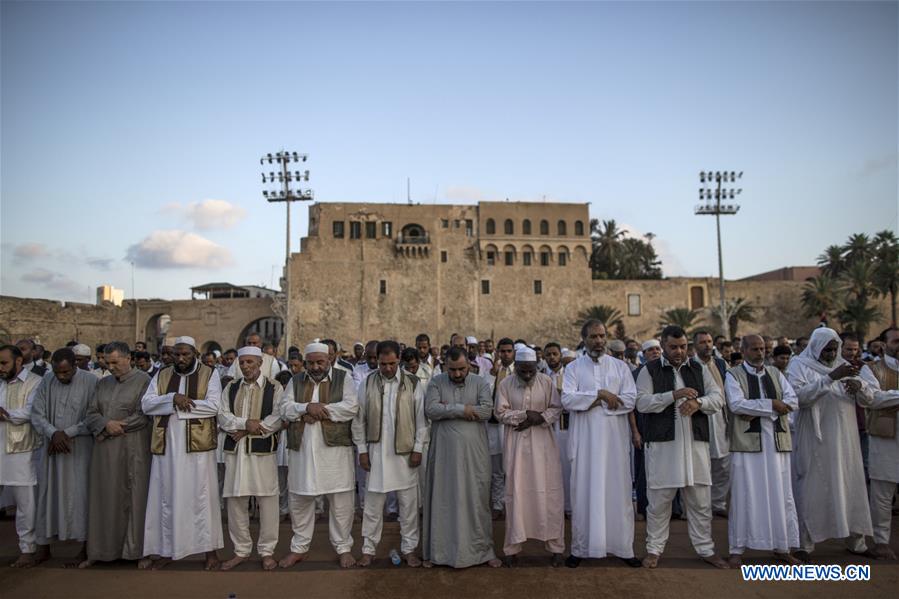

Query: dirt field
<box><xmin>1</xmin><ymin>514</ymin><xmax>896</xmax><ymax>599</ymax></box>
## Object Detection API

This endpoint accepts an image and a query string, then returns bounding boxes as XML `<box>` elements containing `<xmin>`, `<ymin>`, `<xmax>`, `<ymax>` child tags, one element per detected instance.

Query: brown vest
<box><xmin>868</xmin><ymin>361</ymin><xmax>899</xmax><ymax>439</ymax></box>
<box><xmin>286</xmin><ymin>369</ymin><xmax>352</xmax><ymax>450</ymax></box>
<box><xmin>150</xmin><ymin>363</ymin><xmax>217</xmax><ymax>455</ymax></box>
<box><xmin>364</xmin><ymin>372</ymin><xmax>418</xmax><ymax>455</ymax></box>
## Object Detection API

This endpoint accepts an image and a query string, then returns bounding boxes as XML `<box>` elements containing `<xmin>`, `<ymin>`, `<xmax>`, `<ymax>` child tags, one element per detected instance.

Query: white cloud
<box><xmin>125</xmin><ymin>229</ymin><xmax>234</xmax><ymax>269</ymax></box>
<box><xmin>162</xmin><ymin>199</ymin><xmax>247</xmax><ymax>230</ymax></box>
<box><xmin>618</xmin><ymin>222</ymin><xmax>687</xmax><ymax>277</ymax></box>
<box><xmin>13</xmin><ymin>243</ymin><xmax>50</xmax><ymax>260</ymax></box>
<box><xmin>21</xmin><ymin>268</ymin><xmax>83</xmax><ymax>294</ymax></box>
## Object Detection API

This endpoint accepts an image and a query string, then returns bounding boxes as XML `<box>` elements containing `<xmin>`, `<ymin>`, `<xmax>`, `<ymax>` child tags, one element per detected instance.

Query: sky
<box><xmin>2</xmin><ymin>0</ymin><xmax>897</xmax><ymax>303</ymax></box>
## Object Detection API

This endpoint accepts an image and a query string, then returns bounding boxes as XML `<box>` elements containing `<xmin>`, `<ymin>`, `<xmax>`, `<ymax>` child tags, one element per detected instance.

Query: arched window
<box><xmin>486</xmin><ymin>218</ymin><xmax>496</xmax><ymax>235</ymax></box>
<box><xmin>522</xmin><ymin>219</ymin><xmax>532</xmax><ymax>235</ymax></box>
<box><xmin>557</xmin><ymin>220</ymin><xmax>567</xmax><ymax>236</ymax></box>
<box><xmin>539</xmin><ymin>220</ymin><xmax>549</xmax><ymax>235</ymax></box>
<box><xmin>503</xmin><ymin>244</ymin><xmax>516</xmax><ymax>266</ymax></box>
<box><xmin>504</xmin><ymin>219</ymin><xmax>514</xmax><ymax>235</ymax></box>
<box><xmin>574</xmin><ymin>220</ymin><xmax>585</xmax><ymax>236</ymax></box>
<box><xmin>400</xmin><ymin>223</ymin><xmax>428</xmax><ymax>243</ymax></box>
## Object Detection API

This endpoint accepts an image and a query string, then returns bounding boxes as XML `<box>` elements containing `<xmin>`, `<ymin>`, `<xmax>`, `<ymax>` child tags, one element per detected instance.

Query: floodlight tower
<box><xmin>696</xmin><ymin>171</ymin><xmax>743</xmax><ymax>339</ymax></box>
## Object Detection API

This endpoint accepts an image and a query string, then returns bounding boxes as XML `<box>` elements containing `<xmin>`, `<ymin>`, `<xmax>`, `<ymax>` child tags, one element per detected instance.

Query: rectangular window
<box><xmin>505</xmin><ymin>251</ymin><xmax>514</xmax><ymax>266</ymax></box>
<box><xmin>332</xmin><ymin>221</ymin><xmax>345</xmax><ymax>238</ymax></box>
<box><xmin>441</xmin><ymin>219</ymin><xmax>449</xmax><ymax>228</ymax></box>
<box><xmin>350</xmin><ymin>221</ymin><xmax>361</xmax><ymax>239</ymax></box>
<box><xmin>379</xmin><ymin>280</ymin><xmax>387</xmax><ymax>295</ymax></box>
<box><xmin>628</xmin><ymin>293</ymin><xmax>641</xmax><ymax>316</ymax></box>
<box><xmin>534</xmin><ymin>280</ymin><xmax>542</xmax><ymax>295</ymax></box>
<box><xmin>523</xmin><ymin>253</ymin><xmax>532</xmax><ymax>266</ymax></box>
<box><xmin>540</xmin><ymin>251</ymin><xmax>550</xmax><ymax>266</ymax></box>
<box><xmin>481</xmin><ymin>280</ymin><xmax>490</xmax><ymax>295</ymax></box>
<box><xmin>382</xmin><ymin>221</ymin><xmax>393</xmax><ymax>238</ymax></box>
<box><xmin>487</xmin><ymin>251</ymin><xmax>495</xmax><ymax>266</ymax></box>
<box><xmin>365</xmin><ymin>221</ymin><xmax>377</xmax><ymax>239</ymax></box>
<box><xmin>558</xmin><ymin>253</ymin><xmax>567</xmax><ymax>266</ymax></box>
<box><xmin>465</xmin><ymin>219</ymin><xmax>474</xmax><ymax>236</ymax></box>
<box><xmin>441</xmin><ymin>250</ymin><xmax>448</xmax><ymax>263</ymax></box>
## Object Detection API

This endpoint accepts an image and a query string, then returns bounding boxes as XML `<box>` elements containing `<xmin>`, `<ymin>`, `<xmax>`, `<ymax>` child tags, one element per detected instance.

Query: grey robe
<box><xmin>31</xmin><ymin>369</ymin><xmax>98</xmax><ymax>543</ymax></box>
<box><xmin>83</xmin><ymin>368</ymin><xmax>151</xmax><ymax>561</ymax></box>
<box><xmin>422</xmin><ymin>373</ymin><xmax>496</xmax><ymax>567</ymax></box>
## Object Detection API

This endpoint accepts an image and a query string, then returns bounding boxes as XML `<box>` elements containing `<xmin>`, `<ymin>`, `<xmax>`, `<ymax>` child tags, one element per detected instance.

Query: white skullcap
<box><xmin>354</xmin><ymin>341</ymin><xmax>364</xmax><ymax>348</ymax></box>
<box><xmin>72</xmin><ymin>343</ymin><xmax>91</xmax><ymax>357</ymax></box>
<box><xmin>514</xmin><ymin>342</ymin><xmax>526</xmax><ymax>351</ymax></box>
<box><xmin>174</xmin><ymin>336</ymin><xmax>197</xmax><ymax>349</ymax></box>
<box><xmin>515</xmin><ymin>346</ymin><xmax>537</xmax><ymax>362</ymax></box>
<box><xmin>237</xmin><ymin>346</ymin><xmax>263</xmax><ymax>358</ymax></box>
<box><xmin>304</xmin><ymin>342</ymin><xmax>329</xmax><ymax>356</ymax></box>
<box><xmin>642</xmin><ymin>339</ymin><xmax>661</xmax><ymax>351</ymax></box>
<box><xmin>466</xmin><ymin>336</ymin><xmax>478</xmax><ymax>345</ymax></box>
<box><xmin>562</xmin><ymin>350</ymin><xmax>577</xmax><ymax>359</ymax></box>
<box><xmin>213</xmin><ymin>350</ymin><xmax>222</xmax><ymax>358</ymax></box>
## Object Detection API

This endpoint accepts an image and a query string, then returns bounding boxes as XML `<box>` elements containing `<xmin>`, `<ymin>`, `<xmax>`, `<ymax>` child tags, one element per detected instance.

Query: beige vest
<box><xmin>868</xmin><ymin>360</ymin><xmax>899</xmax><ymax>438</ymax></box>
<box><xmin>727</xmin><ymin>365</ymin><xmax>792</xmax><ymax>452</ymax></box>
<box><xmin>286</xmin><ymin>369</ymin><xmax>352</xmax><ymax>450</ymax></box>
<box><xmin>4</xmin><ymin>370</ymin><xmax>43</xmax><ymax>454</ymax></box>
<box><xmin>150</xmin><ymin>363</ymin><xmax>216</xmax><ymax>455</ymax></box>
<box><xmin>364</xmin><ymin>372</ymin><xmax>418</xmax><ymax>455</ymax></box>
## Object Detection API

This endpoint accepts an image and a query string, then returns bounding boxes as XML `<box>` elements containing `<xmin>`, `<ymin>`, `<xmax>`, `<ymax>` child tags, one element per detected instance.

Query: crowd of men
<box><xmin>1</xmin><ymin>323</ymin><xmax>897</xmax><ymax>572</ymax></box>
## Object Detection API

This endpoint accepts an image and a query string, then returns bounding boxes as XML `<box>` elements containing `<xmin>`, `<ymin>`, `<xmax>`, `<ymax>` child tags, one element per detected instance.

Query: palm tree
<box><xmin>873</xmin><ymin>230</ymin><xmax>899</xmax><ymax>325</ymax></box>
<box><xmin>801</xmin><ymin>275</ymin><xmax>842</xmax><ymax>322</ymax></box>
<box><xmin>657</xmin><ymin>307</ymin><xmax>701</xmax><ymax>335</ymax></box>
<box><xmin>817</xmin><ymin>245</ymin><xmax>845</xmax><ymax>278</ymax></box>
<box><xmin>576</xmin><ymin>304</ymin><xmax>623</xmax><ymax>328</ymax></box>
<box><xmin>590</xmin><ymin>219</ymin><xmax>626</xmax><ymax>279</ymax></box>
<box><xmin>842</xmin><ymin>233</ymin><xmax>874</xmax><ymax>267</ymax></box>
<box><xmin>708</xmin><ymin>298</ymin><xmax>758</xmax><ymax>338</ymax></box>
<box><xmin>839</xmin><ymin>298</ymin><xmax>882</xmax><ymax>341</ymax></box>
<box><xmin>840</xmin><ymin>260</ymin><xmax>879</xmax><ymax>305</ymax></box>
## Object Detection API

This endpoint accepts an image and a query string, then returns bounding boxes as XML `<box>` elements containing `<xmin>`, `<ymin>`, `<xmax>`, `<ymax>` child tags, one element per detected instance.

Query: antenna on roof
<box><xmin>407</xmin><ymin>177</ymin><xmax>411</xmax><ymax>205</ymax></box>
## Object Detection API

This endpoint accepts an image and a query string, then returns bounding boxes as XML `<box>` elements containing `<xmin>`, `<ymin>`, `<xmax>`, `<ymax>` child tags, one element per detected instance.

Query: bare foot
<box><xmin>220</xmin><ymin>555</ymin><xmax>248</xmax><ymax>571</ymax></box>
<box><xmin>10</xmin><ymin>553</ymin><xmax>37</xmax><ymax>568</ymax></box>
<box><xmin>33</xmin><ymin>546</ymin><xmax>50</xmax><ymax>565</ymax></box>
<box><xmin>773</xmin><ymin>552</ymin><xmax>801</xmax><ymax>565</ymax></box>
<box><xmin>278</xmin><ymin>552</ymin><xmax>307</xmax><ymax>569</ymax></box>
<box><xmin>642</xmin><ymin>553</ymin><xmax>659</xmax><ymax>569</ymax></box>
<box><xmin>871</xmin><ymin>544</ymin><xmax>897</xmax><ymax>560</ymax></box>
<box><xmin>404</xmin><ymin>553</ymin><xmax>422</xmax><ymax>568</ymax></box>
<box><xmin>422</xmin><ymin>560</ymin><xmax>433</xmax><ymax>568</ymax></box>
<box><xmin>261</xmin><ymin>556</ymin><xmax>277</xmax><ymax>571</ymax></box>
<box><xmin>357</xmin><ymin>553</ymin><xmax>374</xmax><ymax>568</ymax></box>
<box><xmin>702</xmin><ymin>555</ymin><xmax>730</xmax><ymax>569</ymax></box>
<box><xmin>728</xmin><ymin>554</ymin><xmax>742</xmax><ymax>568</ymax></box>
<box><xmin>338</xmin><ymin>552</ymin><xmax>356</xmax><ymax>568</ymax></box>
<box><xmin>78</xmin><ymin>560</ymin><xmax>95</xmax><ymax>569</ymax></box>
<box><xmin>487</xmin><ymin>558</ymin><xmax>502</xmax><ymax>568</ymax></box>
<box><xmin>137</xmin><ymin>557</ymin><xmax>154</xmax><ymax>570</ymax></box>
<box><xmin>204</xmin><ymin>552</ymin><xmax>220</xmax><ymax>571</ymax></box>
<box><xmin>150</xmin><ymin>557</ymin><xmax>172</xmax><ymax>570</ymax></box>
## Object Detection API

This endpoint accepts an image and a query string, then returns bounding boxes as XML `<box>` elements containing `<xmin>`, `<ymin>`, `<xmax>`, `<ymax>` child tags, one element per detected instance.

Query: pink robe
<box><xmin>495</xmin><ymin>372</ymin><xmax>565</xmax><ymax>554</ymax></box>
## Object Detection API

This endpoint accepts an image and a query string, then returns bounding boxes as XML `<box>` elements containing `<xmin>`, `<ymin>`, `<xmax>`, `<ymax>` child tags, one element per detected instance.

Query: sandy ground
<box><xmin>1</xmin><ymin>512</ymin><xmax>896</xmax><ymax>599</ymax></box>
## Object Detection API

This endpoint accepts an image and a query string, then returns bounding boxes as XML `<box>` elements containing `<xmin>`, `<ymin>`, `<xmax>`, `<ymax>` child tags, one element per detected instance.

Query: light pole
<box><xmin>260</xmin><ymin>151</ymin><xmax>313</xmax><ymax>352</ymax></box>
<box><xmin>696</xmin><ymin>171</ymin><xmax>743</xmax><ymax>339</ymax></box>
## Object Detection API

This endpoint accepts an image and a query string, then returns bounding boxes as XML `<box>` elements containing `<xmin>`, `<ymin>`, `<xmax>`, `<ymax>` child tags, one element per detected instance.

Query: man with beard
<box><xmin>31</xmin><ymin>348</ymin><xmax>97</xmax><ymax>566</ymax></box>
<box><xmin>72</xmin><ymin>344</ymin><xmax>93</xmax><ymax>372</ymax></box>
<box><xmin>0</xmin><ymin>344</ymin><xmax>43</xmax><ymax>567</ymax></box>
<box><xmin>80</xmin><ymin>341</ymin><xmax>151</xmax><ymax>568</ymax></box>
<box><xmin>140</xmin><ymin>336</ymin><xmax>223</xmax><ymax>570</ymax></box>
<box><xmin>563</xmin><ymin>321</ymin><xmax>640</xmax><ymax>568</ymax></box>
<box><xmin>416</xmin><ymin>334</ymin><xmax>436</xmax><ymax>375</ymax></box>
<box><xmin>16</xmin><ymin>339</ymin><xmax>47</xmax><ymax>377</ymax></box>
<box><xmin>691</xmin><ymin>331</ymin><xmax>729</xmax><ymax>518</ymax></box>
<box><xmin>636</xmin><ymin>326</ymin><xmax>727</xmax><ymax>569</ymax></box>
<box><xmin>422</xmin><ymin>347</ymin><xmax>500</xmax><ymax>569</ymax></box>
<box><xmin>352</xmin><ymin>341</ymin><xmax>379</xmax><ymax>387</ymax></box>
<box><xmin>867</xmin><ymin>327</ymin><xmax>899</xmax><ymax>559</ymax></box>
<box><xmin>278</xmin><ymin>343</ymin><xmax>359</xmax><ymax>569</ymax></box>
<box><xmin>496</xmin><ymin>346</ymin><xmax>564</xmax><ymax>567</ymax></box>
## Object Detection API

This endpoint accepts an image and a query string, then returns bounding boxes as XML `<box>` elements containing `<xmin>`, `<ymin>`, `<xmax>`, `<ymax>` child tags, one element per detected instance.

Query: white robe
<box><xmin>545</xmin><ymin>365</ymin><xmax>571</xmax><ymax>513</ymax></box>
<box><xmin>352</xmin><ymin>375</ymin><xmax>428</xmax><ymax>493</ymax></box>
<box><xmin>725</xmin><ymin>364</ymin><xmax>800</xmax><ymax>552</ymax></box>
<box><xmin>141</xmin><ymin>361</ymin><xmax>224</xmax><ymax>559</ymax></box>
<box><xmin>867</xmin><ymin>355</ymin><xmax>899</xmax><ymax>484</ymax></box>
<box><xmin>217</xmin><ymin>376</ymin><xmax>282</xmax><ymax>498</ymax></box>
<box><xmin>635</xmin><ymin>358</ymin><xmax>724</xmax><ymax>489</ymax></box>
<box><xmin>0</xmin><ymin>369</ymin><xmax>40</xmax><ymax>486</ymax></box>
<box><xmin>562</xmin><ymin>354</ymin><xmax>637</xmax><ymax>558</ymax></box>
<box><xmin>278</xmin><ymin>369</ymin><xmax>358</xmax><ymax>496</ymax></box>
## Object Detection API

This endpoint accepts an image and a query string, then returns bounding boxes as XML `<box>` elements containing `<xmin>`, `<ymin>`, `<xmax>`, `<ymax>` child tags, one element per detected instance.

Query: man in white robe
<box><xmin>867</xmin><ymin>326</ymin><xmax>899</xmax><ymax>560</ymax></box>
<box><xmin>691</xmin><ymin>331</ymin><xmax>730</xmax><ymax>518</ymax></box>
<box><xmin>0</xmin><ymin>344</ymin><xmax>43</xmax><ymax>567</ymax></box>
<box><xmin>786</xmin><ymin>327</ymin><xmax>879</xmax><ymax>561</ymax></box>
<box><xmin>218</xmin><ymin>346</ymin><xmax>283</xmax><ymax>571</ymax></box>
<box><xmin>562</xmin><ymin>321</ymin><xmax>640</xmax><ymax>568</ymax></box>
<box><xmin>543</xmin><ymin>342</ymin><xmax>571</xmax><ymax>515</ymax></box>
<box><xmin>140</xmin><ymin>336</ymin><xmax>223</xmax><ymax>570</ymax></box>
<box><xmin>353</xmin><ymin>341</ymin><xmax>428</xmax><ymax>567</ymax></box>
<box><xmin>725</xmin><ymin>335</ymin><xmax>800</xmax><ymax>566</ymax></box>
<box><xmin>278</xmin><ymin>342</ymin><xmax>359</xmax><ymax>569</ymax></box>
<box><xmin>487</xmin><ymin>337</ymin><xmax>516</xmax><ymax>519</ymax></box>
<box><xmin>31</xmin><ymin>348</ymin><xmax>97</xmax><ymax>566</ymax></box>
<box><xmin>636</xmin><ymin>325</ymin><xmax>728</xmax><ymax>569</ymax></box>
<box><xmin>225</xmin><ymin>333</ymin><xmax>283</xmax><ymax>383</ymax></box>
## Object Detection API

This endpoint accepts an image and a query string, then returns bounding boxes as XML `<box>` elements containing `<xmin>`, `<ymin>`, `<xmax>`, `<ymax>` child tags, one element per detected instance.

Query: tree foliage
<box><xmin>589</xmin><ymin>219</ymin><xmax>663</xmax><ymax>280</ymax></box>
